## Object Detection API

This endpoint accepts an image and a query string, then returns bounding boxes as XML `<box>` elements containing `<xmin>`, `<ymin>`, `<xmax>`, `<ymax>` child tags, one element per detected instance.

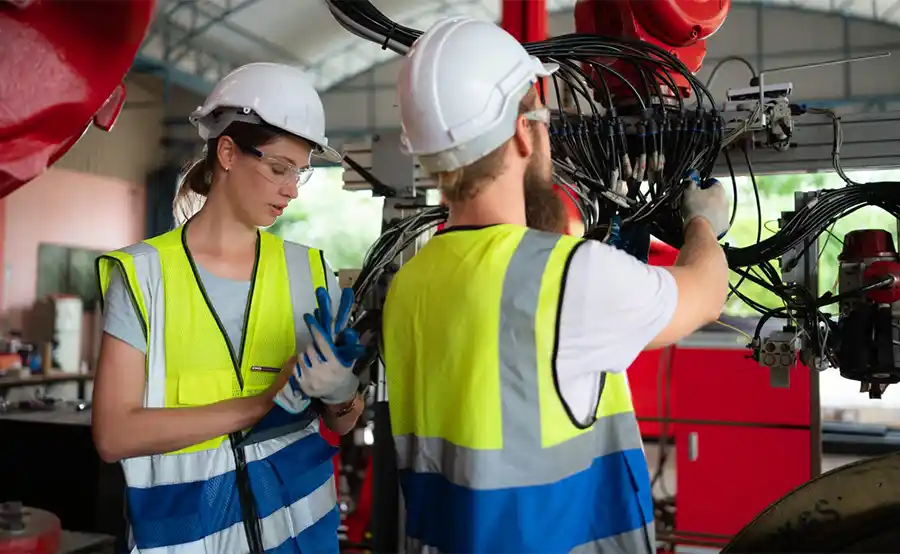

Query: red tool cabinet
<box><xmin>671</xmin><ymin>346</ymin><xmax>818</xmax><ymax>538</ymax></box>
<box><xmin>627</xmin><ymin>241</ymin><xmax>821</xmax><ymax>542</ymax></box>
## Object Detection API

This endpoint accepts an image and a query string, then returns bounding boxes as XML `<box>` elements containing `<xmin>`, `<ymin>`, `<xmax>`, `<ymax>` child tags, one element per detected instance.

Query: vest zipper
<box><xmin>181</xmin><ymin>223</ymin><xmax>265</xmax><ymax>554</ymax></box>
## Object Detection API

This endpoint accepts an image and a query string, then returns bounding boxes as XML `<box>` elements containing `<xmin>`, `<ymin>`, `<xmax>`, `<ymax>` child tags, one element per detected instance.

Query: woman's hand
<box><xmin>295</xmin><ymin>317</ymin><xmax>360</xmax><ymax>404</ymax></box>
<box><xmin>295</xmin><ymin>287</ymin><xmax>365</xmax><ymax>404</ymax></box>
<box><xmin>268</xmin><ymin>354</ymin><xmax>313</xmax><ymax>414</ymax></box>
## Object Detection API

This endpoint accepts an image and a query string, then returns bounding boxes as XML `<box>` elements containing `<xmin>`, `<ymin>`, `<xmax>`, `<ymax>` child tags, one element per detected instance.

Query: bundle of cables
<box><xmin>332</xmin><ymin>0</ymin><xmax>900</xmax><ymax>370</ymax></box>
<box><xmin>326</xmin><ymin>0</ymin><xmax>724</xmax><ymax>246</ymax></box>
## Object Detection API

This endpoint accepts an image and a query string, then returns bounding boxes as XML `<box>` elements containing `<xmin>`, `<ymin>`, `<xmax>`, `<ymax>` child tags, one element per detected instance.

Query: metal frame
<box><xmin>131</xmin><ymin>0</ymin><xmax>900</xmax><ymax>102</ymax></box>
<box><xmin>135</xmin><ymin>0</ymin><xmax>310</xmax><ymax>96</ymax></box>
<box><xmin>715</xmin><ymin>110</ymin><xmax>900</xmax><ymax>176</ymax></box>
<box><xmin>780</xmin><ymin>191</ymin><xmax>825</xmax><ymax>481</ymax></box>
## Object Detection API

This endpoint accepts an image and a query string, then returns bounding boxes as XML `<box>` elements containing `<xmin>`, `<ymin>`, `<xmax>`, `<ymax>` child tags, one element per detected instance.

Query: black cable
<box><xmin>329</xmin><ymin>0</ymin><xmax>900</xmax><ymax>376</ymax></box>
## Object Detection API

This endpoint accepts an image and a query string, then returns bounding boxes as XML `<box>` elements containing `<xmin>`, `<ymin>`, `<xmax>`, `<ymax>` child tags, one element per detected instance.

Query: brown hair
<box><xmin>173</xmin><ymin>120</ymin><xmax>283</xmax><ymax>224</ymax></box>
<box><xmin>435</xmin><ymin>88</ymin><xmax>539</xmax><ymax>203</ymax></box>
<box><xmin>525</xmin><ymin>183</ymin><xmax>567</xmax><ymax>233</ymax></box>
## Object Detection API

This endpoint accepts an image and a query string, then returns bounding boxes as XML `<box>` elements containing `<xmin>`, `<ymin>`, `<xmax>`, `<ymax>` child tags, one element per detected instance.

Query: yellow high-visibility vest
<box><xmin>96</xmin><ymin>225</ymin><xmax>340</xmax><ymax>554</ymax></box>
<box><xmin>382</xmin><ymin>224</ymin><xmax>654</xmax><ymax>554</ymax></box>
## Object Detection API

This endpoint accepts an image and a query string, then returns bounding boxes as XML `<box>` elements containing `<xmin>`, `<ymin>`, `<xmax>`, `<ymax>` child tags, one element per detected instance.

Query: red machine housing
<box><xmin>0</xmin><ymin>505</ymin><xmax>61</xmax><ymax>554</ymax></box>
<box><xmin>574</xmin><ymin>0</ymin><xmax>731</xmax><ymax>102</ymax></box>
<box><xmin>0</xmin><ymin>0</ymin><xmax>155</xmax><ymax>199</ymax></box>
<box><xmin>840</xmin><ymin>229</ymin><xmax>900</xmax><ymax>304</ymax></box>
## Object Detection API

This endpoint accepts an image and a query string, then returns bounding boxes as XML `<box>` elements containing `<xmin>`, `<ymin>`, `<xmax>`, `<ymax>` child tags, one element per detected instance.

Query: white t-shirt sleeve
<box><xmin>555</xmin><ymin>240</ymin><xmax>679</xmax><ymax>423</ymax></box>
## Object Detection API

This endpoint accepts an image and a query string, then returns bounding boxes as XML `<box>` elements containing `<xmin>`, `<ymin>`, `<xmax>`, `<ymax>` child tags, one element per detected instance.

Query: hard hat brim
<box><xmin>189</xmin><ymin>108</ymin><xmax>343</xmax><ymax>163</ymax></box>
<box><xmin>536</xmin><ymin>62</ymin><xmax>559</xmax><ymax>77</ymax></box>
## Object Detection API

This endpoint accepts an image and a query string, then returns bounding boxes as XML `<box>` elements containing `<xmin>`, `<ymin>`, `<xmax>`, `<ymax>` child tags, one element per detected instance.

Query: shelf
<box><xmin>0</xmin><ymin>372</ymin><xmax>94</xmax><ymax>389</ymax></box>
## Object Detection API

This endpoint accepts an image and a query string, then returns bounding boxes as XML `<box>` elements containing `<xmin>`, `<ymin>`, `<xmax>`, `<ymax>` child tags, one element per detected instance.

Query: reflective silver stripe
<box><xmin>398</xmin><ymin>229</ymin><xmax>652</xmax><ymax>553</ymax></box>
<box><xmin>118</xmin><ymin>242</ymin><xmax>166</xmax><ymax>409</ymax></box>
<box><xmin>569</xmin><ymin>524</ymin><xmax>656</xmax><ymax>554</ymax></box>
<box><xmin>122</xmin><ymin>425</ymin><xmax>321</xmax><ymax>488</ymax></box>
<box><xmin>499</xmin><ymin>230</ymin><xmax>560</xmax><ymax>453</ymax></box>
<box><xmin>283</xmin><ymin>242</ymin><xmax>317</xmax><ymax>353</ymax></box>
<box><xmin>405</xmin><ymin>522</ymin><xmax>654</xmax><ymax>554</ymax></box>
<box><xmin>132</xmin><ymin>474</ymin><xmax>337</xmax><ymax>554</ymax></box>
<box><xmin>394</xmin><ymin>411</ymin><xmax>642</xmax><ymax>489</ymax></box>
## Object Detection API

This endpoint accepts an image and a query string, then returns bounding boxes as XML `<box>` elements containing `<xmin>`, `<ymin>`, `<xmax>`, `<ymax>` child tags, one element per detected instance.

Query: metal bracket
<box><xmin>716</xmin><ymin>109</ymin><xmax>900</xmax><ymax>176</ymax></box>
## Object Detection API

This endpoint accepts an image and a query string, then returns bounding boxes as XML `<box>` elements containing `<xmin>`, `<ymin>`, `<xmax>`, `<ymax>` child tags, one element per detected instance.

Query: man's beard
<box><xmin>523</xmin><ymin>148</ymin><xmax>566</xmax><ymax>233</ymax></box>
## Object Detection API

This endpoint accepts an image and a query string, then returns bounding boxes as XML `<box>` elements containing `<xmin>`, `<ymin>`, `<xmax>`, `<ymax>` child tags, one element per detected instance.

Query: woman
<box><xmin>91</xmin><ymin>62</ymin><xmax>365</xmax><ymax>554</ymax></box>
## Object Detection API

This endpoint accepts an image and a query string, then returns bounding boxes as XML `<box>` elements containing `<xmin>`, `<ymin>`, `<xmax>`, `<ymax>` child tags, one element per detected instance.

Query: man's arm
<box><xmin>556</xmin><ymin>240</ymin><xmax>681</xmax><ymax>381</ymax></box>
<box><xmin>649</xmin><ymin>217</ymin><xmax>729</xmax><ymax>349</ymax></box>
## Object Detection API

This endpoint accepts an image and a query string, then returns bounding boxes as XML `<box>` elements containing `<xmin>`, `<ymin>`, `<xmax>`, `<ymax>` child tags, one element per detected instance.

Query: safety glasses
<box><xmin>237</xmin><ymin>143</ymin><xmax>314</xmax><ymax>188</ymax></box>
<box><xmin>522</xmin><ymin>107</ymin><xmax>551</xmax><ymax>126</ymax></box>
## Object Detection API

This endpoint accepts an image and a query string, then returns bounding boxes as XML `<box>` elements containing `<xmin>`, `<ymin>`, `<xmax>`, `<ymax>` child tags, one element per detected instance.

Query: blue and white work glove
<box><xmin>682</xmin><ymin>172</ymin><xmax>730</xmax><ymax>240</ymax></box>
<box><xmin>273</xmin><ymin>287</ymin><xmax>365</xmax><ymax>413</ymax></box>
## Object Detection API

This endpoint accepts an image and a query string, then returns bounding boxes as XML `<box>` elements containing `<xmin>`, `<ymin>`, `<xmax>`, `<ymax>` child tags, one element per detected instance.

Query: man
<box><xmin>381</xmin><ymin>16</ymin><xmax>730</xmax><ymax>554</ymax></box>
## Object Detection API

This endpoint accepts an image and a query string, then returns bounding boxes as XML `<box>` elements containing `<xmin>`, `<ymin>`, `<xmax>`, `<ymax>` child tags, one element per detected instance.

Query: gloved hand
<box><xmin>272</xmin><ymin>354</ymin><xmax>311</xmax><ymax>415</ymax></box>
<box><xmin>682</xmin><ymin>176</ymin><xmax>730</xmax><ymax>239</ymax></box>
<box><xmin>273</xmin><ymin>287</ymin><xmax>365</xmax><ymax>412</ymax></box>
<box><xmin>606</xmin><ymin>215</ymin><xmax>651</xmax><ymax>263</ymax></box>
<box><xmin>299</xmin><ymin>287</ymin><xmax>366</xmax><ymax>405</ymax></box>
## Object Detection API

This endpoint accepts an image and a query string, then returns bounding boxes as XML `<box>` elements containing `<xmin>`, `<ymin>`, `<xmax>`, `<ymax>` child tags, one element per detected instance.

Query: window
<box><xmin>723</xmin><ymin>168</ymin><xmax>900</xmax><ymax>318</ymax></box>
<box><xmin>267</xmin><ymin>167</ymin><xmax>385</xmax><ymax>270</ymax></box>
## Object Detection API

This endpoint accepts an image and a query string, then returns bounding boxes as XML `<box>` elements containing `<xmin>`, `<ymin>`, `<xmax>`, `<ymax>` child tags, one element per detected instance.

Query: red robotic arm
<box><xmin>0</xmin><ymin>0</ymin><xmax>155</xmax><ymax>199</ymax></box>
<box><xmin>574</xmin><ymin>0</ymin><xmax>731</xmax><ymax>102</ymax></box>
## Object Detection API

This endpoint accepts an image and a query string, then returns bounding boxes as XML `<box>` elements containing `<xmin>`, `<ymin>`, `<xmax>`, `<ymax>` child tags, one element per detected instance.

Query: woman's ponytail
<box><xmin>172</xmin><ymin>145</ymin><xmax>213</xmax><ymax>226</ymax></box>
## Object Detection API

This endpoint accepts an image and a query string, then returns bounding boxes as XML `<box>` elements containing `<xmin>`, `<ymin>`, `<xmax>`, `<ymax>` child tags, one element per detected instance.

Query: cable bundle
<box><xmin>330</xmin><ymin>1</ymin><xmax>900</xmax><ymax>370</ymax></box>
<box><xmin>353</xmin><ymin>205</ymin><xmax>448</xmax><ymax>303</ymax></box>
<box><xmin>326</xmin><ymin>0</ymin><xmax>726</xmax><ymax>243</ymax></box>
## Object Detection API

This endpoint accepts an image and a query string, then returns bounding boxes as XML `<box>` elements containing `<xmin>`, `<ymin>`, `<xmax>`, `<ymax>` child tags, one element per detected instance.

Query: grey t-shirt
<box><xmin>102</xmin><ymin>260</ymin><xmax>339</xmax><ymax>357</ymax></box>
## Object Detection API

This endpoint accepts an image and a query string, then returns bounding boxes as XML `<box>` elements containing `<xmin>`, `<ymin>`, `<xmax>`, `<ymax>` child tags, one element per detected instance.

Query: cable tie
<box><xmin>381</xmin><ymin>23</ymin><xmax>398</xmax><ymax>51</ymax></box>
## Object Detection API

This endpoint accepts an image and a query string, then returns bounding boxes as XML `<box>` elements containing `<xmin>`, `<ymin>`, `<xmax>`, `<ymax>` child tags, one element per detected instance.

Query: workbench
<box><xmin>0</xmin><ymin>406</ymin><xmax>127</xmax><ymax>550</ymax></box>
<box><xmin>0</xmin><ymin>371</ymin><xmax>93</xmax><ymax>400</ymax></box>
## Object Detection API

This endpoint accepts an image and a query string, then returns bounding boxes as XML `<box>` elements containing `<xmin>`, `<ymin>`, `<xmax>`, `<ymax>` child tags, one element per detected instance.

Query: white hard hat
<box><xmin>397</xmin><ymin>17</ymin><xmax>557</xmax><ymax>174</ymax></box>
<box><xmin>190</xmin><ymin>62</ymin><xmax>342</xmax><ymax>163</ymax></box>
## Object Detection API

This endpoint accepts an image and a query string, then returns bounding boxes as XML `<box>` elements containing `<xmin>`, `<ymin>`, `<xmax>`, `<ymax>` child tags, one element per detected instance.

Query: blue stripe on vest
<box><xmin>266</xmin><ymin>506</ymin><xmax>341</xmax><ymax>554</ymax></box>
<box><xmin>400</xmin><ymin>448</ymin><xmax>654</xmax><ymax>554</ymax></box>
<box><xmin>128</xmin><ymin>433</ymin><xmax>339</xmax><ymax>548</ymax></box>
<box><xmin>239</xmin><ymin>405</ymin><xmax>319</xmax><ymax>447</ymax></box>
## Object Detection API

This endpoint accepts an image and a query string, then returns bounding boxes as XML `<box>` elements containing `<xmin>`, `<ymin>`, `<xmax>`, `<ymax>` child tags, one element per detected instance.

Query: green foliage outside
<box><xmin>721</xmin><ymin>168</ymin><xmax>900</xmax><ymax>317</ymax></box>
<box><xmin>268</xmin><ymin>165</ymin><xmax>900</xmax><ymax>320</ymax></box>
<box><xmin>267</xmin><ymin>167</ymin><xmax>385</xmax><ymax>270</ymax></box>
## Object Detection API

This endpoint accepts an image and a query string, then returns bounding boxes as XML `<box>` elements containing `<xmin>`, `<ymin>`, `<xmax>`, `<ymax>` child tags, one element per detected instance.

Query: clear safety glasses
<box><xmin>522</xmin><ymin>107</ymin><xmax>551</xmax><ymax>126</ymax></box>
<box><xmin>238</xmin><ymin>143</ymin><xmax>314</xmax><ymax>188</ymax></box>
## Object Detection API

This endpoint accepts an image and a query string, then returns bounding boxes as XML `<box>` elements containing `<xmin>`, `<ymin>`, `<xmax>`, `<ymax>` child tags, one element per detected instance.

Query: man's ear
<box><xmin>511</xmin><ymin>117</ymin><xmax>534</xmax><ymax>159</ymax></box>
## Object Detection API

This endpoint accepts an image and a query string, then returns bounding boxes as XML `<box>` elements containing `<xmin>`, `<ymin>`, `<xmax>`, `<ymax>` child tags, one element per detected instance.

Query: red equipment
<box><xmin>836</xmin><ymin>229</ymin><xmax>900</xmax><ymax>394</ymax></box>
<box><xmin>0</xmin><ymin>503</ymin><xmax>61</xmax><ymax>554</ymax></box>
<box><xmin>841</xmin><ymin>229</ymin><xmax>900</xmax><ymax>304</ymax></box>
<box><xmin>0</xmin><ymin>0</ymin><xmax>155</xmax><ymax>199</ymax></box>
<box><xmin>574</xmin><ymin>0</ymin><xmax>731</xmax><ymax>102</ymax></box>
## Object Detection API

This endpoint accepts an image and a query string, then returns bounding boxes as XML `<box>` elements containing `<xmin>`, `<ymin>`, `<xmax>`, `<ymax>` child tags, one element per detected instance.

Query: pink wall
<box><xmin>3</xmin><ymin>168</ymin><xmax>145</xmax><ymax>327</ymax></box>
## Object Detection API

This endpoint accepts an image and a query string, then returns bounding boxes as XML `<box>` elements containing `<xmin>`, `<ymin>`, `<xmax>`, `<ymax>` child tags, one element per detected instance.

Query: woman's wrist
<box><xmin>327</xmin><ymin>391</ymin><xmax>360</xmax><ymax>418</ymax></box>
<box><xmin>245</xmin><ymin>394</ymin><xmax>273</xmax><ymax>421</ymax></box>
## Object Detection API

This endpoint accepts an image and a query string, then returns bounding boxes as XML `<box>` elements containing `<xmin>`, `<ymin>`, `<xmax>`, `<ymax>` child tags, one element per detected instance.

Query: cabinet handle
<box><xmin>688</xmin><ymin>432</ymin><xmax>699</xmax><ymax>462</ymax></box>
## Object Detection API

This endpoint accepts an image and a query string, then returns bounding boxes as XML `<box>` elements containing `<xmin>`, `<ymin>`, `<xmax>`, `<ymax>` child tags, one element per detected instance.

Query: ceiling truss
<box><xmin>133</xmin><ymin>0</ymin><xmax>900</xmax><ymax>97</ymax></box>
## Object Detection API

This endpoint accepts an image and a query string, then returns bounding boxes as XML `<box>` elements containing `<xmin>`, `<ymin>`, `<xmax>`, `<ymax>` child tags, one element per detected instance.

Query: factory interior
<box><xmin>5</xmin><ymin>0</ymin><xmax>900</xmax><ymax>552</ymax></box>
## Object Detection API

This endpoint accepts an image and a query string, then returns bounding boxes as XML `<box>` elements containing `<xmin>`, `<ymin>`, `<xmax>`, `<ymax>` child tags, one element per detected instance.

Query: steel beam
<box><xmin>137</xmin><ymin>2</ymin><xmax>251</xmax><ymax>94</ymax></box>
<box><xmin>338</xmin><ymin>109</ymin><xmax>900</xmax><ymax>189</ymax></box>
<box><xmin>715</xmin><ymin>110</ymin><xmax>900</xmax><ymax>176</ymax></box>
<box><xmin>137</xmin><ymin>0</ymin><xmax>306</xmax><ymax>96</ymax></box>
<box><xmin>167</xmin><ymin>0</ymin><xmax>267</xmax><ymax>64</ymax></box>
